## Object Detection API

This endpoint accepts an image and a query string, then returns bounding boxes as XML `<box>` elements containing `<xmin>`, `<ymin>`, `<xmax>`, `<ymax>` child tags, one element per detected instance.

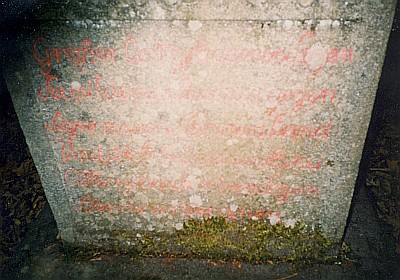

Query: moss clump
<box><xmin>176</xmin><ymin>217</ymin><xmax>334</xmax><ymax>265</ymax></box>
<box><xmin>64</xmin><ymin>217</ymin><xmax>336</xmax><ymax>267</ymax></box>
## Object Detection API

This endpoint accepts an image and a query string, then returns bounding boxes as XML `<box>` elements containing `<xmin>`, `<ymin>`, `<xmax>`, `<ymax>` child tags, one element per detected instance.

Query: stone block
<box><xmin>2</xmin><ymin>0</ymin><xmax>396</xmax><ymax>259</ymax></box>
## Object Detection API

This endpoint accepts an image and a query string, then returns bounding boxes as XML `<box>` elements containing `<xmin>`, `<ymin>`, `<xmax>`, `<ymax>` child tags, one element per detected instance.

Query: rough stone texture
<box><xmin>1</xmin><ymin>0</ymin><xmax>396</xmax><ymax>252</ymax></box>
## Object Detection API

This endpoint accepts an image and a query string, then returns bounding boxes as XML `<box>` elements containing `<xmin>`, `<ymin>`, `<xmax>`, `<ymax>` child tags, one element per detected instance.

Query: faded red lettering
<box><xmin>32</xmin><ymin>37</ymin><xmax>116</xmax><ymax>76</ymax></box>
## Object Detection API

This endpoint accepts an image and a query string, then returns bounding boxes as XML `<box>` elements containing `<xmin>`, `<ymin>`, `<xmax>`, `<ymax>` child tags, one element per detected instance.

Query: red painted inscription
<box><xmin>32</xmin><ymin>37</ymin><xmax>116</xmax><ymax>76</ymax></box>
<box><xmin>30</xmin><ymin>29</ymin><xmax>348</xmax><ymax>221</ymax></box>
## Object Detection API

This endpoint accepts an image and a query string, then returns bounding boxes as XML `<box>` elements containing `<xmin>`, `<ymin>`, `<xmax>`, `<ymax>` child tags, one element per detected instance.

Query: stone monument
<box><xmin>2</xmin><ymin>0</ymin><xmax>396</xmax><ymax>260</ymax></box>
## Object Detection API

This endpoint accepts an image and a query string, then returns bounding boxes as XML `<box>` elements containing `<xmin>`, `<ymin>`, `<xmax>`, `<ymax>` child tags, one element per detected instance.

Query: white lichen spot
<box><xmin>171</xmin><ymin>199</ymin><xmax>180</xmax><ymax>207</ymax></box>
<box><xmin>305</xmin><ymin>43</ymin><xmax>327</xmax><ymax>71</ymax></box>
<box><xmin>332</xmin><ymin>20</ymin><xmax>341</xmax><ymax>28</ymax></box>
<box><xmin>318</xmin><ymin>19</ymin><xmax>332</xmax><ymax>31</ymax></box>
<box><xmin>229</xmin><ymin>203</ymin><xmax>238</xmax><ymax>212</ymax></box>
<box><xmin>147</xmin><ymin>224</ymin><xmax>154</xmax><ymax>231</ymax></box>
<box><xmin>71</xmin><ymin>81</ymin><xmax>81</xmax><ymax>90</ymax></box>
<box><xmin>269</xmin><ymin>213</ymin><xmax>280</xmax><ymax>225</ymax></box>
<box><xmin>283</xmin><ymin>20</ymin><xmax>293</xmax><ymax>30</ymax></box>
<box><xmin>188</xmin><ymin>20</ymin><xmax>203</xmax><ymax>32</ymax></box>
<box><xmin>136</xmin><ymin>233</ymin><xmax>142</xmax><ymax>238</ymax></box>
<box><xmin>284</xmin><ymin>218</ymin><xmax>297</xmax><ymax>228</ymax></box>
<box><xmin>175</xmin><ymin>222</ymin><xmax>184</xmax><ymax>230</ymax></box>
<box><xmin>189</xmin><ymin>194</ymin><xmax>203</xmax><ymax>207</ymax></box>
<box><xmin>109</xmin><ymin>20</ymin><xmax>117</xmax><ymax>28</ymax></box>
<box><xmin>226</xmin><ymin>139</ymin><xmax>239</xmax><ymax>146</ymax></box>
<box><xmin>129</xmin><ymin>10</ymin><xmax>136</xmax><ymax>18</ymax></box>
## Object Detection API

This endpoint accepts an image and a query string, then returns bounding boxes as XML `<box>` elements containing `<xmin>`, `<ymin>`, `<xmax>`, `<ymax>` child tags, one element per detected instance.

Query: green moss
<box><xmin>65</xmin><ymin>217</ymin><xmax>336</xmax><ymax>267</ymax></box>
<box><xmin>175</xmin><ymin>217</ymin><xmax>335</xmax><ymax>265</ymax></box>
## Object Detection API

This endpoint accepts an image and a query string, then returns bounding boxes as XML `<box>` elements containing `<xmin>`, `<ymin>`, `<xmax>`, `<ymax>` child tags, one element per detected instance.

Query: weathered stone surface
<box><xmin>2</xmin><ymin>0</ymin><xmax>396</xmax><ymax>255</ymax></box>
